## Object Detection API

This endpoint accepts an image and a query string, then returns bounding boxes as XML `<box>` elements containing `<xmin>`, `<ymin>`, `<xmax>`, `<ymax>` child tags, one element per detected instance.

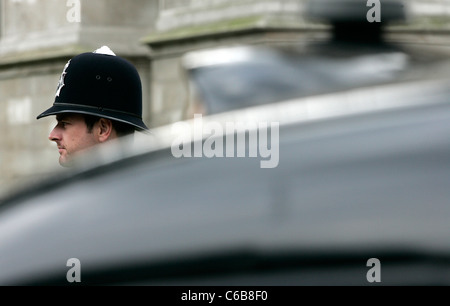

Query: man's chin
<box><xmin>59</xmin><ymin>156</ymin><xmax>74</xmax><ymax>168</ymax></box>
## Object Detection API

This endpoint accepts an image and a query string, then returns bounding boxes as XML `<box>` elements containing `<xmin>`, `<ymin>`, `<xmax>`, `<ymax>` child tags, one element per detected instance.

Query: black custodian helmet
<box><xmin>37</xmin><ymin>46</ymin><xmax>149</xmax><ymax>131</ymax></box>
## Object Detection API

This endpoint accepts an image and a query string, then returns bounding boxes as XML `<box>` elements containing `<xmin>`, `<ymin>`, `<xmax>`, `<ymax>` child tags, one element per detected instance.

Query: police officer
<box><xmin>36</xmin><ymin>46</ymin><xmax>149</xmax><ymax>167</ymax></box>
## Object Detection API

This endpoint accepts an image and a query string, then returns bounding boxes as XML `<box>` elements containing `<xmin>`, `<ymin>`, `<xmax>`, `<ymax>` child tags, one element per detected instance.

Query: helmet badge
<box><xmin>56</xmin><ymin>60</ymin><xmax>71</xmax><ymax>97</ymax></box>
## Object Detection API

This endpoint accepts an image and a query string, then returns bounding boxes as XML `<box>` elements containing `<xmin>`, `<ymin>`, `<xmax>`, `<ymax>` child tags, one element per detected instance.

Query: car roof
<box><xmin>182</xmin><ymin>41</ymin><xmax>450</xmax><ymax>115</ymax></box>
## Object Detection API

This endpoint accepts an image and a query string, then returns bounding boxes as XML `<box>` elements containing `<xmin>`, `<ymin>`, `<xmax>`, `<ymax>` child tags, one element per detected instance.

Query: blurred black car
<box><xmin>2</xmin><ymin>0</ymin><xmax>450</xmax><ymax>286</ymax></box>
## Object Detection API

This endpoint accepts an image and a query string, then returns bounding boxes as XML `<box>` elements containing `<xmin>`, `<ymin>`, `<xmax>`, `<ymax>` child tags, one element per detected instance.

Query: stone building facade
<box><xmin>1</xmin><ymin>0</ymin><xmax>450</xmax><ymax>197</ymax></box>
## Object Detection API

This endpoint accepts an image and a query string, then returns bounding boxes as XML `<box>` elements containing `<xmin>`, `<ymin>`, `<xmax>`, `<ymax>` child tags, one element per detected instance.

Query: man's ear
<box><xmin>97</xmin><ymin>118</ymin><xmax>114</xmax><ymax>142</ymax></box>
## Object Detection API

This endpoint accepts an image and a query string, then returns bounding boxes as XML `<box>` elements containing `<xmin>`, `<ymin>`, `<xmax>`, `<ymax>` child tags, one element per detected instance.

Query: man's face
<box><xmin>49</xmin><ymin>113</ymin><xmax>100</xmax><ymax>167</ymax></box>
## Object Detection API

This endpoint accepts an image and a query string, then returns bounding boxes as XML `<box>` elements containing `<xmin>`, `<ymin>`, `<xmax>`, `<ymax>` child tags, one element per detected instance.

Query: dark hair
<box><xmin>84</xmin><ymin>114</ymin><xmax>135</xmax><ymax>137</ymax></box>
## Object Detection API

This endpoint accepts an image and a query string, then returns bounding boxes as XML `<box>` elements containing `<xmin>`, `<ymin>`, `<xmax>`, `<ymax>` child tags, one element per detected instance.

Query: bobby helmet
<box><xmin>37</xmin><ymin>46</ymin><xmax>149</xmax><ymax>131</ymax></box>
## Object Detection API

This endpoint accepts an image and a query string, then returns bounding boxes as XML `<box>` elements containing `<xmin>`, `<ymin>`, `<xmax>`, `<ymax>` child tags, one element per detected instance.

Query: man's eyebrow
<box><xmin>56</xmin><ymin>114</ymin><xmax>69</xmax><ymax>121</ymax></box>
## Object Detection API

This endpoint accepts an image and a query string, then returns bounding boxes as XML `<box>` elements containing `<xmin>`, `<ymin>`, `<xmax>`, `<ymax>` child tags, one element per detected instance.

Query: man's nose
<box><xmin>48</xmin><ymin>127</ymin><xmax>61</xmax><ymax>142</ymax></box>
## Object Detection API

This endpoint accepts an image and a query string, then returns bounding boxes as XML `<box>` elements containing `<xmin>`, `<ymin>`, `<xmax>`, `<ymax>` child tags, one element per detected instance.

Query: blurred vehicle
<box><xmin>183</xmin><ymin>0</ymin><xmax>448</xmax><ymax>115</ymax></box>
<box><xmin>1</xmin><ymin>0</ymin><xmax>450</xmax><ymax>286</ymax></box>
